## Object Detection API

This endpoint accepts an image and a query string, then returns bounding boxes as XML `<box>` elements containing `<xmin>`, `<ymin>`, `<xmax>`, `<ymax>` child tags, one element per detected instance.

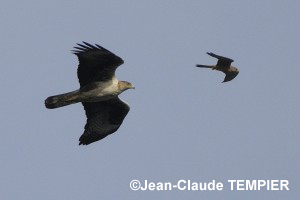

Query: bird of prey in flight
<box><xmin>196</xmin><ymin>52</ymin><xmax>239</xmax><ymax>82</ymax></box>
<box><xmin>45</xmin><ymin>42</ymin><xmax>134</xmax><ymax>145</ymax></box>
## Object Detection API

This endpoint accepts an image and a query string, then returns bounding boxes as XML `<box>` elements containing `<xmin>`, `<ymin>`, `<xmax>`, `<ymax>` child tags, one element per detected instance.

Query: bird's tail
<box><xmin>196</xmin><ymin>64</ymin><xmax>212</xmax><ymax>68</ymax></box>
<box><xmin>45</xmin><ymin>90</ymin><xmax>81</xmax><ymax>109</ymax></box>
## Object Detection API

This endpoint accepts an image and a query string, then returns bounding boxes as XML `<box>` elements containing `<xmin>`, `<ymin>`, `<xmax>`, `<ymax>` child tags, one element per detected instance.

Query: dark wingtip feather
<box><xmin>82</xmin><ymin>41</ymin><xmax>97</xmax><ymax>49</ymax></box>
<box><xmin>74</xmin><ymin>46</ymin><xmax>87</xmax><ymax>51</ymax></box>
<box><xmin>95</xmin><ymin>44</ymin><xmax>103</xmax><ymax>49</ymax></box>
<box><xmin>72</xmin><ymin>41</ymin><xmax>112</xmax><ymax>55</ymax></box>
<box><xmin>78</xmin><ymin>134</ymin><xmax>92</xmax><ymax>145</ymax></box>
<box><xmin>78</xmin><ymin>137</ymin><xmax>92</xmax><ymax>146</ymax></box>
<box><xmin>71</xmin><ymin>50</ymin><xmax>80</xmax><ymax>55</ymax></box>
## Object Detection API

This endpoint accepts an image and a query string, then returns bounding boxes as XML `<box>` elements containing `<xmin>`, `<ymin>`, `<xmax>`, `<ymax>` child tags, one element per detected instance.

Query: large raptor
<box><xmin>45</xmin><ymin>42</ymin><xmax>134</xmax><ymax>145</ymax></box>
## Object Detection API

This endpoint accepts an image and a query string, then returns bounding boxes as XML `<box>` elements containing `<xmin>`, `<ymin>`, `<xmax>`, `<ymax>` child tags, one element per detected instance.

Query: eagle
<box><xmin>45</xmin><ymin>42</ymin><xmax>134</xmax><ymax>145</ymax></box>
<box><xmin>196</xmin><ymin>52</ymin><xmax>239</xmax><ymax>82</ymax></box>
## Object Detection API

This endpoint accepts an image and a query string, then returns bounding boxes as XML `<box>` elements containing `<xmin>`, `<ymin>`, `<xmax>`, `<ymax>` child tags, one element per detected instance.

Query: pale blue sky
<box><xmin>0</xmin><ymin>0</ymin><xmax>299</xmax><ymax>199</ymax></box>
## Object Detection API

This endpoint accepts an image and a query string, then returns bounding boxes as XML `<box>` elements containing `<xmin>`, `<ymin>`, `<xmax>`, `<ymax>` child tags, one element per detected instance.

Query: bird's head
<box><xmin>118</xmin><ymin>81</ymin><xmax>135</xmax><ymax>91</ymax></box>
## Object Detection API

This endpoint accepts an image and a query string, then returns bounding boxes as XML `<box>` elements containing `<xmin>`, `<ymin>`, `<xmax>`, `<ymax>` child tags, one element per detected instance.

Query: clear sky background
<box><xmin>0</xmin><ymin>0</ymin><xmax>299</xmax><ymax>199</ymax></box>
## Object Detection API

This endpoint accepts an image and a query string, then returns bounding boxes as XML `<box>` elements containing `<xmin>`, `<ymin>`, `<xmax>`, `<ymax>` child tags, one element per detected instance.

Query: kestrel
<box><xmin>196</xmin><ymin>52</ymin><xmax>239</xmax><ymax>82</ymax></box>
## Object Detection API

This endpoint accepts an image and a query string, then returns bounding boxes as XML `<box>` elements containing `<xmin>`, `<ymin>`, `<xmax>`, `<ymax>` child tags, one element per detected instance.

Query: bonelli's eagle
<box><xmin>196</xmin><ymin>52</ymin><xmax>239</xmax><ymax>82</ymax></box>
<box><xmin>45</xmin><ymin>42</ymin><xmax>134</xmax><ymax>145</ymax></box>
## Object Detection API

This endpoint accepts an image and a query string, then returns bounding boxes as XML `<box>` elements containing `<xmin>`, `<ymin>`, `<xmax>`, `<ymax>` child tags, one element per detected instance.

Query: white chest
<box><xmin>80</xmin><ymin>77</ymin><xmax>120</xmax><ymax>102</ymax></box>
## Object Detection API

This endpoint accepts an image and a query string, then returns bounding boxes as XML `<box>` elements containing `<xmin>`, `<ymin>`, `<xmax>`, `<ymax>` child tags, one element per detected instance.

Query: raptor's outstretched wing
<box><xmin>207</xmin><ymin>52</ymin><xmax>234</xmax><ymax>68</ymax></box>
<box><xmin>73</xmin><ymin>42</ymin><xmax>124</xmax><ymax>87</ymax></box>
<box><xmin>79</xmin><ymin>97</ymin><xmax>130</xmax><ymax>145</ymax></box>
<box><xmin>223</xmin><ymin>71</ymin><xmax>239</xmax><ymax>83</ymax></box>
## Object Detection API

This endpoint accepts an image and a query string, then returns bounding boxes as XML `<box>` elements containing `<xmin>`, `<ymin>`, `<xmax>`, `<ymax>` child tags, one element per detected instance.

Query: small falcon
<box><xmin>45</xmin><ymin>42</ymin><xmax>134</xmax><ymax>145</ymax></box>
<box><xmin>196</xmin><ymin>52</ymin><xmax>239</xmax><ymax>82</ymax></box>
